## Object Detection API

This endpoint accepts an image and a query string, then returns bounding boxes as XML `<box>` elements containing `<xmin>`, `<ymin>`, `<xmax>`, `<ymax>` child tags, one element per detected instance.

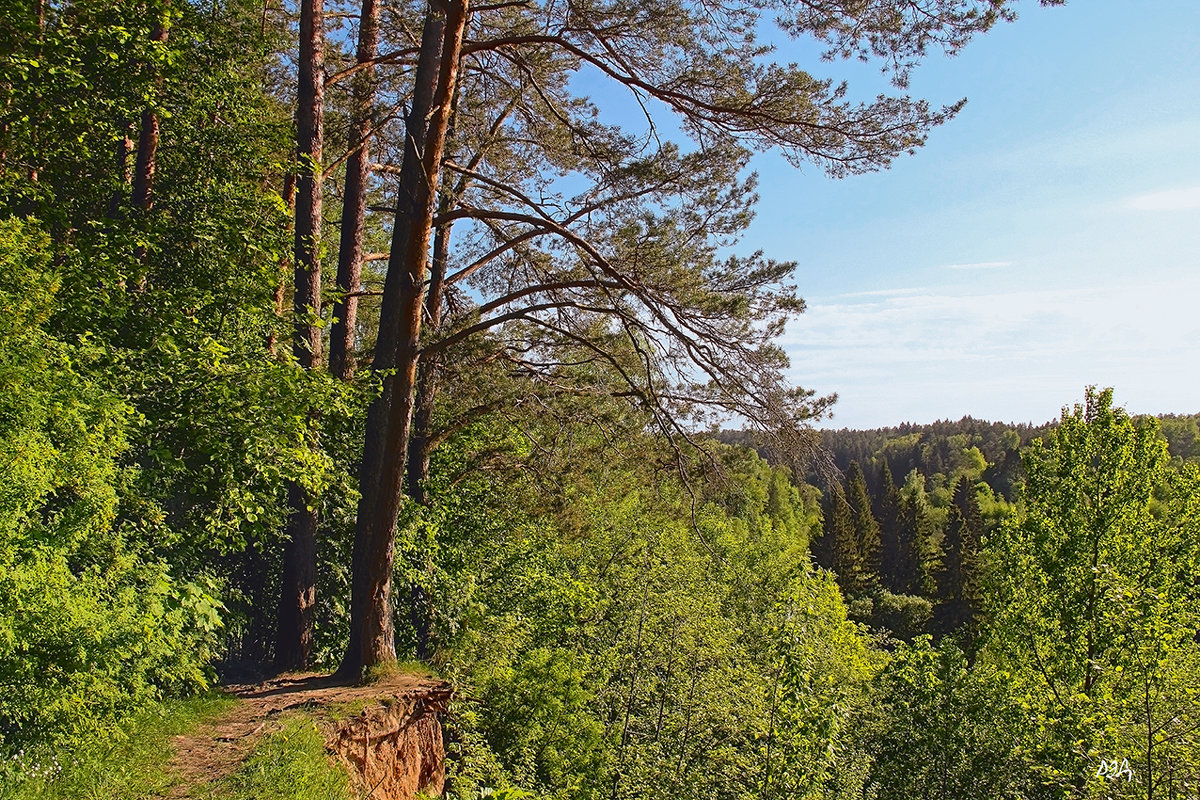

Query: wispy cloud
<box><xmin>1123</xmin><ymin>185</ymin><xmax>1200</xmax><ymax>212</ymax></box>
<box><xmin>831</xmin><ymin>287</ymin><xmax>930</xmax><ymax>299</ymax></box>
<box><xmin>781</xmin><ymin>279</ymin><xmax>1200</xmax><ymax>428</ymax></box>
<box><xmin>943</xmin><ymin>260</ymin><xmax>1012</xmax><ymax>271</ymax></box>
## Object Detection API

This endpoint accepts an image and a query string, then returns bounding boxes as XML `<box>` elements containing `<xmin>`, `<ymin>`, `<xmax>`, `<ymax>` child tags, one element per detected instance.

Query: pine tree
<box><xmin>336</xmin><ymin>0</ymin><xmax>1066</xmax><ymax>673</ymax></box>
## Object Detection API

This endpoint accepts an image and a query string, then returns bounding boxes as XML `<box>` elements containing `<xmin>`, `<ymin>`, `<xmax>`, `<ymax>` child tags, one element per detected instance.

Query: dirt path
<box><xmin>163</xmin><ymin>671</ymin><xmax>445</xmax><ymax>797</ymax></box>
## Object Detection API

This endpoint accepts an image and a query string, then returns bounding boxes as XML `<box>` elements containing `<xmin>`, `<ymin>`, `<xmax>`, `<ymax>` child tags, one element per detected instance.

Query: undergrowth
<box><xmin>0</xmin><ymin>694</ymin><xmax>234</xmax><ymax>800</ymax></box>
<box><xmin>205</xmin><ymin>715</ymin><xmax>352</xmax><ymax>800</ymax></box>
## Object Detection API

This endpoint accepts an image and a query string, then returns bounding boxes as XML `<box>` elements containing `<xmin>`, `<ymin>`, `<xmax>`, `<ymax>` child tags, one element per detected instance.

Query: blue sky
<box><xmin>570</xmin><ymin>0</ymin><xmax>1200</xmax><ymax>429</ymax></box>
<box><xmin>749</xmin><ymin>0</ymin><xmax>1200</xmax><ymax>428</ymax></box>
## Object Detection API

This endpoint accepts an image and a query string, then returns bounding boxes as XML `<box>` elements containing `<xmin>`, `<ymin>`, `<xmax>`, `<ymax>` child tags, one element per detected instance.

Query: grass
<box><xmin>0</xmin><ymin>694</ymin><xmax>235</xmax><ymax>800</ymax></box>
<box><xmin>0</xmin><ymin>672</ymin><xmax>434</xmax><ymax>800</ymax></box>
<box><xmin>362</xmin><ymin>659</ymin><xmax>439</xmax><ymax>685</ymax></box>
<box><xmin>203</xmin><ymin>715</ymin><xmax>352</xmax><ymax>800</ymax></box>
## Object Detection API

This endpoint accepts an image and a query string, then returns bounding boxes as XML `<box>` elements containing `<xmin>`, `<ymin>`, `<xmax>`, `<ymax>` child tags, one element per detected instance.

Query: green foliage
<box><xmin>0</xmin><ymin>695</ymin><xmax>233</xmax><ymax>800</ymax></box>
<box><xmin>845</xmin><ymin>462</ymin><xmax>882</xmax><ymax>587</ymax></box>
<box><xmin>419</xmin><ymin>427</ymin><xmax>868</xmax><ymax>800</ymax></box>
<box><xmin>759</xmin><ymin>573</ymin><xmax>876</xmax><ymax>799</ymax></box>
<box><xmin>1158</xmin><ymin>414</ymin><xmax>1200</xmax><ymax>463</ymax></box>
<box><xmin>985</xmin><ymin>388</ymin><xmax>1200</xmax><ymax>798</ymax></box>
<box><xmin>0</xmin><ymin>0</ymin><xmax>361</xmax><ymax>674</ymax></box>
<box><xmin>869</xmin><ymin>590</ymin><xmax>933</xmax><ymax>641</ymax></box>
<box><xmin>0</xmin><ymin>218</ymin><xmax>124</xmax><ymax>555</ymax></box>
<box><xmin>852</xmin><ymin>637</ymin><xmax>1031</xmax><ymax>800</ymax></box>
<box><xmin>208</xmin><ymin>716</ymin><xmax>353</xmax><ymax>800</ymax></box>
<box><xmin>0</xmin><ymin>219</ymin><xmax>224</xmax><ymax>754</ymax></box>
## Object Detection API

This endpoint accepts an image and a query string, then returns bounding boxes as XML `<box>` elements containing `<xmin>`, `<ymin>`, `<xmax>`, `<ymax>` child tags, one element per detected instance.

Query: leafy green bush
<box><xmin>0</xmin><ymin>218</ymin><xmax>222</xmax><ymax>755</ymax></box>
<box><xmin>0</xmin><ymin>695</ymin><xmax>233</xmax><ymax>800</ymax></box>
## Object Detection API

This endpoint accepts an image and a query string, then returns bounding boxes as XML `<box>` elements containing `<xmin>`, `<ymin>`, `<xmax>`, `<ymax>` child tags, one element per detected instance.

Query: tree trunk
<box><xmin>406</xmin><ymin>214</ymin><xmax>451</xmax><ymax>508</ymax></box>
<box><xmin>275</xmin><ymin>0</ymin><xmax>324</xmax><ymax>672</ymax></box>
<box><xmin>340</xmin><ymin>0</ymin><xmax>467</xmax><ymax>677</ymax></box>
<box><xmin>131</xmin><ymin>12</ymin><xmax>170</xmax><ymax>213</ymax></box>
<box><xmin>401</xmin><ymin>214</ymin><xmax>451</xmax><ymax>661</ymax></box>
<box><xmin>127</xmin><ymin>6</ymin><xmax>170</xmax><ymax>275</ymax></box>
<box><xmin>275</xmin><ymin>483</ymin><xmax>318</xmax><ymax>669</ymax></box>
<box><xmin>328</xmin><ymin>0</ymin><xmax>379</xmax><ymax>381</ymax></box>
<box><xmin>107</xmin><ymin>123</ymin><xmax>136</xmax><ymax>219</ymax></box>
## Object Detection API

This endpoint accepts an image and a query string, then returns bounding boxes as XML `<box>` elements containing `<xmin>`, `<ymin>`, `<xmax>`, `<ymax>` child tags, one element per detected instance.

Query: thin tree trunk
<box><xmin>131</xmin><ymin>11</ymin><xmax>170</xmax><ymax>213</ymax></box>
<box><xmin>276</xmin><ymin>0</ymin><xmax>324</xmax><ymax>672</ymax></box>
<box><xmin>124</xmin><ymin>5</ymin><xmax>171</xmax><ymax>279</ymax></box>
<box><xmin>340</xmin><ymin>0</ymin><xmax>468</xmax><ymax>677</ymax></box>
<box><xmin>329</xmin><ymin>0</ymin><xmax>379</xmax><ymax>381</ymax></box>
<box><xmin>130</xmin><ymin>103</ymin><xmax>161</xmax><ymax>212</ymax></box>
<box><xmin>34</xmin><ymin>0</ymin><xmax>45</xmax><ymax>46</ymax></box>
<box><xmin>266</xmin><ymin>172</ymin><xmax>297</xmax><ymax>355</ymax></box>
<box><xmin>107</xmin><ymin>123</ymin><xmax>136</xmax><ymax>219</ymax></box>
<box><xmin>275</xmin><ymin>483</ymin><xmax>318</xmax><ymax>669</ymax></box>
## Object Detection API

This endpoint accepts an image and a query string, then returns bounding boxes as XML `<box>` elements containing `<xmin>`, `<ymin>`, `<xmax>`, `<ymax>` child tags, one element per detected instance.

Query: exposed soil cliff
<box><xmin>328</xmin><ymin>679</ymin><xmax>453</xmax><ymax>800</ymax></box>
<box><xmin>165</xmin><ymin>671</ymin><xmax>452</xmax><ymax>800</ymax></box>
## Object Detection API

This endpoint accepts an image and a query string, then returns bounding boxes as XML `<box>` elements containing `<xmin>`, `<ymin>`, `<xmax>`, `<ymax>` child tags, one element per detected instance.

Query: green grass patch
<box><xmin>0</xmin><ymin>694</ymin><xmax>235</xmax><ymax>800</ymax></box>
<box><xmin>205</xmin><ymin>715</ymin><xmax>352</xmax><ymax>800</ymax></box>
<box><xmin>361</xmin><ymin>659</ymin><xmax>439</xmax><ymax>685</ymax></box>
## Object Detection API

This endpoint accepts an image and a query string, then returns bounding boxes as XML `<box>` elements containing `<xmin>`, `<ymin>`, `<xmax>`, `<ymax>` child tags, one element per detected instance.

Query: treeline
<box><xmin>794</xmin><ymin>413</ymin><xmax>1200</xmax><ymax>645</ymax></box>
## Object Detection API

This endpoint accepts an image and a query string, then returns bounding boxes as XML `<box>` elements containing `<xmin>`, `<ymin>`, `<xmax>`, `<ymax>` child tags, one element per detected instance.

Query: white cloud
<box><xmin>943</xmin><ymin>260</ymin><xmax>1012</xmax><ymax>271</ymax></box>
<box><xmin>1123</xmin><ymin>185</ymin><xmax>1200</xmax><ymax>212</ymax></box>
<box><xmin>831</xmin><ymin>287</ymin><xmax>930</xmax><ymax>299</ymax></box>
<box><xmin>783</xmin><ymin>279</ymin><xmax>1200</xmax><ymax>428</ymax></box>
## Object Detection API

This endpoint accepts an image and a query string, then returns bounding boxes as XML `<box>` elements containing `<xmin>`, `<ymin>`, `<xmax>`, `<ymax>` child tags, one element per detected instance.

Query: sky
<box><xmin>744</xmin><ymin>0</ymin><xmax>1200</xmax><ymax>428</ymax></box>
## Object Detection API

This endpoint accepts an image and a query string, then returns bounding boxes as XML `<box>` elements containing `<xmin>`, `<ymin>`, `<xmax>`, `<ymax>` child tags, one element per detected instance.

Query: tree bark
<box><xmin>400</xmin><ymin>211</ymin><xmax>451</xmax><ymax>661</ymax></box>
<box><xmin>124</xmin><ymin>6</ymin><xmax>171</xmax><ymax>275</ymax></box>
<box><xmin>340</xmin><ymin>0</ymin><xmax>468</xmax><ymax>677</ymax></box>
<box><xmin>276</xmin><ymin>0</ymin><xmax>324</xmax><ymax>672</ymax></box>
<box><xmin>275</xmin><ymin>482</ymin><xmax>318</xmax><ymax>669</ymax></box>
<box><xmin>406</xmin><ymin>209</ymin><xmax>451</xmax><ymax>507</ymax></box>
<box><xmin>329</xmin><ymin>0</ymin><xmax>380</xmax><ymax>381</ymax></box>
<box><xmin>131</xmin><ymin>12</ymin><xmax>170</xmax><ymax>213</ymax></box>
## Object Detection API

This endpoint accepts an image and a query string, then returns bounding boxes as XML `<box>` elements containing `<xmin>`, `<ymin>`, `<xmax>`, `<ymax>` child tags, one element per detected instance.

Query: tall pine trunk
<box><xmin>329</xmin><ymin>0</ymin><xmax>379</xmax><ymax>381</ymax></box>
<box><xmin>340</xmin><ymin>0</ymin><xmax>467</xmax><ymax>677</ymax></box>
<box><xmin>401</xmin><ymin>213</ymin><xmax>451</xmax><ymax>660</ymax></box>
<box><xmin>275</xmin><ymin>0</ymin><xmax>324</xmax><ymax>672</ymax></box>
<box><xmin>405</xmin><ymin>216</ymin><xmax>450</xmax><ymax>509</ymax></box>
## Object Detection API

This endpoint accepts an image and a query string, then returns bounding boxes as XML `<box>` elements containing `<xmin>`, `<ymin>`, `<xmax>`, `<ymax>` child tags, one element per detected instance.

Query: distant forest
<box><xmin>722</xmin><ymin>411</ymin><xmax>1200</xmax><ymax>643</ymax></box>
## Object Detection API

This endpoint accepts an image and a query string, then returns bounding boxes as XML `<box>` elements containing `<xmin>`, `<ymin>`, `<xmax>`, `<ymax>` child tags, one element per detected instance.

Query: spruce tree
<box><xmin>934</xmin><ymin>476</ymin><xmax>983</xmax><ymax>644</ymax></box>
<box><xmin>846</xmin><ymin>462</ymin><xmax>882</xmax><ymax>590</ymax></box>
<box><xmin>894</xmin><ymin>493</ymin><xmax>924</xmax><ymax>597</ymax></box>
<box><xmin>876</xmin><ymin>461</ymin><xmax>904</xmax><ymax>591</ymax></box>
<box><xmin>825</xmin><ymin>488</ymin><xmax>863</xmax><ymax>596</ymax></box>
